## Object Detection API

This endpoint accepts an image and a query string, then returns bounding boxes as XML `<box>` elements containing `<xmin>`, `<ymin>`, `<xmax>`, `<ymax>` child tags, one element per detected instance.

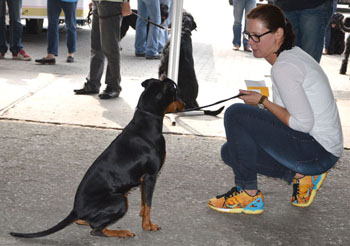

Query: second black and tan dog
<box><xmin>159</xmin><ymin>11</ymin><xmax>199</xmax><ymax>109</ymax></box>
<box><xmin>10</xmin><ymin>78</ymin><xmax>184</xmax><ymax>239</ymax></box>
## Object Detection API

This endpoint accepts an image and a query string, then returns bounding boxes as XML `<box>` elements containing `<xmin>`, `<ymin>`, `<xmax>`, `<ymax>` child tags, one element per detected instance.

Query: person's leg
<box><xmin>221</xmin><ymin>104</ymin><xmax>296</xmax><ymax>191</ymax></box>
<box><xmin>7</xmin><ymin>0</ymin><xmax>23</xmax><ymax>54</ymax></box>
<box><xmin>222</xmin><ymin>103</ymin><xmax>338</xmax><ymax>190</ymax></box>
<box><xmin>145</xmin><ymin>0</ymin><xmax>161</xmax><ymax>57</ymax></box>
<box><xmin>232</xmin><ymin>0</ymin><xmax>244</xmax><ymax>48</ymax></box>
<box><xmin>98</xmin><ymin>1</ymin><xmax>122</xmax><ymax>93</ymax></box>
<box><xmin>158</xmin><ymin>0</ymin><xmax>171</xmax><ymax>53</ymax></box>
<box><xmin>62</xmin><ymin>1</ymin><xmax>77</xmax><ymax>56</ymax></box>
<box><xmin>324</xmin><ymin>0</ymin><xmax>337</xmax><ymax>53</ymax></box>
<box><xmin>298</xmin><ymin>0</ymin><xmax>333</xmax><ymax>62</ymax></box>
<box><xmin>242</xmin><ymin>0</ymin><xmax>256</xmax><ymax>48</ymax></box>
<box><xmin>47</xmin><ymin>0</ymin><xmax>61</xmax><ymax>57</ymax></box>
<box><xmin>87</xmin><ymin>1</ymin><xmax>104</xmax><ymax>91</ymax></box>
<box><xmin>0</xmin><ymin>0</ymin><xmax>8</xmax><ymax>55</ymax></box>
<box><xmin>135</xmin><ymin>0</ymin><xmax>147</xmax><ymax>55</ymax></box>
<box><xmin>283</xmin><ymin>11</ymin><xmax>300</xmax><ymax>46</ymax></box>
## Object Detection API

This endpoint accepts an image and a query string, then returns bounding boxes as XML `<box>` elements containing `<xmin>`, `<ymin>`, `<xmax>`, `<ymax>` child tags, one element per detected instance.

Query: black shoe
<box><xmin>145</xmin><ymin>54</ymin><xmax>161</xmax><ymax>60</ymax></box>
<box><xmin>74</xmin><ymin>83</ymin><xmax>99</xmax><ymax>94</ymax></box>
<box><xmin>135</xmin><ymin>53</ymin><xmax>145</xmax><ymax>57</ymax></box>
<box><xmin>35</xmin><ymin>57</ymin><xmax>56</xmax><ymax>65</ymax></box>
<box><xmin>66</xmin><ymin>56</ymin><xmax>74</xmax><ymax>63</ymax></box>
<box><xmin>98</xmin><ymin>88</ymin><xmax>120</xmax><ymax>99</ymax></box>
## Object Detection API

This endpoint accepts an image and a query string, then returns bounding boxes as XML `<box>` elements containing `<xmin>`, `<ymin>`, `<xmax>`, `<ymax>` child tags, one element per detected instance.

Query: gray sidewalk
<box><xmin>0</xmin><ymin>1</ymin><xmax>350</xmax><ymax>245</ymax></box>
<box><xmin>1</xmin><ymin>121</ymin><xmax>349</xmax><ymax>246</ymax></box>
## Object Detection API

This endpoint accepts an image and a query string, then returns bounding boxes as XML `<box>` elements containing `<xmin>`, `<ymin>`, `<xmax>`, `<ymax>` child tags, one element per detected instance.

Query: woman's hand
<box><xmin>238</xmin><ymin>89</ymin><xmax>262</xmax><ymax>105</ymax></box>
<box><xmin>238</xmin><ymin>89</ymin><xmax>291</xmax><ymax>126</ymax></box>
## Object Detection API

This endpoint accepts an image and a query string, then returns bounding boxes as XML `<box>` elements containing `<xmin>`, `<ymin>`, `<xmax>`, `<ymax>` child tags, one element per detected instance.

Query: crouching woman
<box><xmin>208</xmin><ymin>4</ymin><xmax>343</xmax><ymax>214</ymax></box>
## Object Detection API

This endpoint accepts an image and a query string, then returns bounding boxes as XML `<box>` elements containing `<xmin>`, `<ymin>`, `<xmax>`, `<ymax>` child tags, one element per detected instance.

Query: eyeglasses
<box><xmin>243</xmin><ymin>30</ymin><xmax>273</xmax><ymax>43</ymax></box>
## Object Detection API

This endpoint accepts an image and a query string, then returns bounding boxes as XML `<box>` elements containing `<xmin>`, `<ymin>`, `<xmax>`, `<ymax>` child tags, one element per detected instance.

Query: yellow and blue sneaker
<box><xmin>208</xmin><ymin>186</ymin><xmax>264</xmax><ymax>215</ymax></box>
<box><xmin>290</xmin><ymin>173</ymin><xmax>327</xmax><ymax>207</ymax></box>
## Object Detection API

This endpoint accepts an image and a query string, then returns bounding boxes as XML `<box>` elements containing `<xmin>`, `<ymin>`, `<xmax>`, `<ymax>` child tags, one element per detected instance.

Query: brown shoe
<box><xmin>244</xmin><ymin>46</ymin><xmax>252</xmax><ymax>52</ymax></box>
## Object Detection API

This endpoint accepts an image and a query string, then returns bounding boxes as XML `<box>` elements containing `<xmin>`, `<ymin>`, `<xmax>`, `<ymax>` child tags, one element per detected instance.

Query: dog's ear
<box><xmin>192</xmin><ymin>19</ymin><xmax>197</xmax><ymax>31</ymax></box>
<box><xmin>162</xmin><ymin>77</ymin><xmax>175</xmax><ymax>85</ymax></box>
<box><xmin>141</xmin><ymin>78</ymin><xmax>156</xmax><ymax>88</ymax></box>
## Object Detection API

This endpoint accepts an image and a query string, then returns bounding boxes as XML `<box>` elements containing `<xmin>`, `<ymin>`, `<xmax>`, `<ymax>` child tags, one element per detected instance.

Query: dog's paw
<box><xmin>142</xmin><ymin>222</ymin><xmax>161</xmax><ymax>231</ymax></box>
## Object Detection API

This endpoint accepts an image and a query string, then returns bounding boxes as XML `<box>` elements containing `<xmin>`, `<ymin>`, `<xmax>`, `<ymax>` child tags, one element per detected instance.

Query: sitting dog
<box><xmin>121</xmin><ymin>3</ymin><xmax>169</xmax><ymax>40</ymax></box>
<box><xmin>327</xmin><ymin>12</ymin><xmax>345</xmax><ymax>55</ymax></box>
<box><xmin>10</xmin><ymin>78</ymin><xmax>184</xmax><ymax>239</ymax></box>
<box><xmin>159</xmin><ymin>11</ymin><xmax>199</xmax><ymax>109</ymax></box>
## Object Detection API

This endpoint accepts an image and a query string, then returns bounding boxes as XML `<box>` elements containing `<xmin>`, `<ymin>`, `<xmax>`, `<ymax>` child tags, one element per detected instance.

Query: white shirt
<box><xmin>271</xmin><ymin>46</ymin><xmax>343</xmax><ymax>157</ymax></box>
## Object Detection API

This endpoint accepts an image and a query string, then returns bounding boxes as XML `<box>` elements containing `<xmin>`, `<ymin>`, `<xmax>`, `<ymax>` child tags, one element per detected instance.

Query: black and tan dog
<box><xmin>159</xmin><ymin>11</ymin><xmax>199</xmax><ymax>109</ymax></box>
<box><xmin>10</xmin><ymin>78</ymin><xmax>184</xmax><ymax>239</ymax></box>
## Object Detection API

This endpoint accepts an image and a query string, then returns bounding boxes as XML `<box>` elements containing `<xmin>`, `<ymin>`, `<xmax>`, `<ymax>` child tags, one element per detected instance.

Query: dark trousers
<box><xmin>221</xmin><ymin>103</ymin><xmax>338</xmax><ymax>190</ymax></box>
<box><xmin>87</xmin><ymin>1</ymin><xmax>122</xmax><ymax>92</ymax></box>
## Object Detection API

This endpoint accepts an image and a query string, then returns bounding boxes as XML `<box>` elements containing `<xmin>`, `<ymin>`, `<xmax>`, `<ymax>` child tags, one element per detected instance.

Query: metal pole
<box><xmin>168</xmin><ymin>0</ymin><xmax>183</xmax><ymax>83</ymax></box>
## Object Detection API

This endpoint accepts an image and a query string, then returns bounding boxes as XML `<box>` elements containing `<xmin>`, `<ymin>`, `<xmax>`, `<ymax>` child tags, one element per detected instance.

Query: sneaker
<box><xmin>12</xmin><ymin>49</ymin><xmax>32</xmax><ymax>61</ymax></box>
<box><xmin>0</xmin><ymin>53</ymin><xmax>4</xmax><ymax>59</ymax></box>
<box><xmin>208</xmin><ymin>186</ymin><xmax>264</xmax><ymax>214</ymax></box>
<box><xmin>290</xmin><ymin>173</ymin><xmax>327</xmax><ymax>208</ymax></box>
<box><xmin>233</xmin><ymin>45</ymin><xmax>240</xmax><ymax>51</ymax></box>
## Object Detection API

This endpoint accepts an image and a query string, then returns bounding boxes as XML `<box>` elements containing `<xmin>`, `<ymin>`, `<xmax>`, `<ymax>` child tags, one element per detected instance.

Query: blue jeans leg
<box><xmin>7</xmin><ymin>0</ymin><xmax>23</xmax><ymax>54</ymax></box>
<box><xmin>232</xmin><ymin>0</ymin><xmax>244</xmax><ymax>47</ymax></box>
<box><xmin>62</xmin><ymin>1</ymin><xmax>77</xmax><ymax>54</ymax></box>
<box><xmin>284</xmin><ymin>0</ymin><xmax>333</xmax><ymax>62</ymax></box>
<box><xmin>135</xmin><ymin>0</ymin><xmax>148</xmax><ymax>55</ymax></box>
<box><xmin>145</xmin><ymin>0</ymin><xmax>160</xmax><ymax>56</ymax></box>
<box><xmin>0</xmin><ymin>0</ymin><xmax>8</xmax><ymax>54</ymax></box>
<box><xmin>135</xmin><ymin>0</ymin><xmax>161</xmax><ymax>57</ymax></box>
<box><xmin>221</xmin><ymin>104</ymin><xmax>339</xmax><ymax>190</ymax></box>
<box><xmin>47</xmin><ymin>0</ymin><xmax>61</xmax><ymax>56</ymax></box>
<box><xmin>158</xmin><ymin>0</ymin><xmax>171</xmax><ymax>53</ymax></box>
<box><xmin>232</xmin><ymin>0</ymin><xmax>255</xmax><ymax>47</ymax></box>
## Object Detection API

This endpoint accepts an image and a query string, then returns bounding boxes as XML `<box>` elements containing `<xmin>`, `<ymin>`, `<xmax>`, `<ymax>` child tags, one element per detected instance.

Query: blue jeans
<box><xmin>47</xmin><ymin>0</ymin><xmax>77</xmax><ymax>56</ymax></box>
<box><xmin>158</xmin><ymin>0</ymin><xmax>171</xmax><ymax>53</ymax></box>
<box><xmin>283</xmin><ymin>0</ymin><xmax>333</xmax><ymax>63</ymax></box>
<box><xmin>221</xmin><ymin>104</ymin><xmax>339</xmax><ymax>190</ymax></box>
<box><xmin>0</xmin><ymin>0</ymin><xmax>23</xmax><ymax>54</ymax></box>
<box><xmin>324</xmin><ymin>0</ymin><xmax>337</xmax><ymax>50</ymax></box>
<box><xmin>135</xmin><ymin>0</ymin><xmax>161</xmax><ymax>57</ymax></box>
<box><xmin>86</xmin><ymin>1</ymin><xmax>122</xmax><ymax>92</ymax></box>
<box><xmin>232</xmin><ymin>0</ymin><xmax>256</xmax><ymax>48</ymax></box>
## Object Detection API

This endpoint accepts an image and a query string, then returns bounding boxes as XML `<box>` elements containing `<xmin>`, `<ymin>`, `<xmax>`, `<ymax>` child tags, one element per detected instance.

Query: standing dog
<box><xmin>159</xmin><ymin>12</ymin><xmax>199</xmax><ymax>109</ymax></box>
<box><xmin>10</xmin><ymin>78</ymin><xmax>184</xmax><ymax>239</ymax></box>
<box><xmin>328</xmin><ymin>12</ymin><xmax>345</xmax><ymax>55</ymax></box>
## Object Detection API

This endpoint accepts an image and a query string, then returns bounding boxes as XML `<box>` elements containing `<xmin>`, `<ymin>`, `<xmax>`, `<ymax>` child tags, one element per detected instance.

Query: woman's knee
<box><xmin>224</xmin><ymin>103</ymin><xmax>247</xmax><ymax>126</ymax></box>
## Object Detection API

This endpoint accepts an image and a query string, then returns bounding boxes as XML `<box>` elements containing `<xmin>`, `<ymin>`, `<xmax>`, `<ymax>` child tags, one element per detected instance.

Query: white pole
<box><xmin>168</xmin><ymin>0</ymin><xmax>183</xmax><ymax>83</ymax></box>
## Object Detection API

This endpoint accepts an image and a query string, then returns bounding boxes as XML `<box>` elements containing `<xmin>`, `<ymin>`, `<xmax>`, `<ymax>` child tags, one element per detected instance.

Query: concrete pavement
<box><xmin>0</xmin><ymin>1</ymin><xmax>350</xmax><ymax>245</ymax></box>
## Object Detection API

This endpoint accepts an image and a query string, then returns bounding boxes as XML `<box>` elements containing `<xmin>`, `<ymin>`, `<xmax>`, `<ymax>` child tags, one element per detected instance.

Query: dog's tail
<box><xmin>10</xmin><ymin>210</ymin><xmax>78</xmax><ymax>238</ymax></box>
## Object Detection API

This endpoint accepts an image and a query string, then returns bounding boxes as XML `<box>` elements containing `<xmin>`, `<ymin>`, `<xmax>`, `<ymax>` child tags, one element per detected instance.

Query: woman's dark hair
<box><xmin>247</xmin><ymin>4</ymin><xmax>295</xmax><ymax>56</ymax></box>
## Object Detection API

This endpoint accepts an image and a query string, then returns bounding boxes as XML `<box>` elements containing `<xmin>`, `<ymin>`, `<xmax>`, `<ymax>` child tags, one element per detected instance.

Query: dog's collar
<box><xmin>136</xmin><ymin>107</ymin><xmax>164</xmax><ymax>120</ymax></box>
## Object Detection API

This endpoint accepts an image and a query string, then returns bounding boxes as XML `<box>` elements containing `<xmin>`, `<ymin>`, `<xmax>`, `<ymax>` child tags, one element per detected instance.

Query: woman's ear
<box><xmin>276</xmin><ymin>27</ymin><xmax>284</xmax><ymax>40</ymax></box>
